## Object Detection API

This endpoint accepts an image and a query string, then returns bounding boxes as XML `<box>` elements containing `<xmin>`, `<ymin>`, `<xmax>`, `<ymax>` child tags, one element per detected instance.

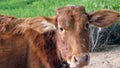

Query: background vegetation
<box><xmin>0</xmin><ymin>0</ymin><xmax>120</xmax><ymax>17</ymax></box>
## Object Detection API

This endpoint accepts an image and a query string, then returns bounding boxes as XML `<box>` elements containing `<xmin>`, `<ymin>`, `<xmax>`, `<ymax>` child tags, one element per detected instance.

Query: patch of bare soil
<box><xmin>85</xmin><ymin>45</ymin><xmax>120</xmax><ymax>68</ymax></box>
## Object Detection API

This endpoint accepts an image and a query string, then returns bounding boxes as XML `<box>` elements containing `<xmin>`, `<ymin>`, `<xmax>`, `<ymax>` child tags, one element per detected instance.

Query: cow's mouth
<box><xmin>67</xmin><ymin>61</ymin><xmax>88</xmax><ymax>68</ymax></box>
<box><xmin>67</xmin><ymin>61</ymin><xmax>80</xmax><ymax>68</ymax></box>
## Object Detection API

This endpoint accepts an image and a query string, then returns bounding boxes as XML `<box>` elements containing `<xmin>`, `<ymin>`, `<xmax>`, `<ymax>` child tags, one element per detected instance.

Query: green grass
<box><xmin>0</xmin><ymin>0</ymin><xmax>119</xmax><ymax>17</ymax></box>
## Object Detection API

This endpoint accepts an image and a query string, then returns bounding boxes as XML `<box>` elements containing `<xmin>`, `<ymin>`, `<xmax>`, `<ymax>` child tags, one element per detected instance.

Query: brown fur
<box><xmin>0</xmin><ymin>15</ymin><xmax>63</xmax><ymax>68</ymax></box>
<box><xmin>0</xmin><ymin>5</ymin><xmax>120</xmax><ymax>68</ymax></box>
<box><xmin>0</xmin><ymin>15</ymin><xmax>24</xmax><ymax>32</ymax></box>
<box><xmin>25</xmin><ymin>29</ymin><xmax>63</xmax><ymax>68</ymax></box>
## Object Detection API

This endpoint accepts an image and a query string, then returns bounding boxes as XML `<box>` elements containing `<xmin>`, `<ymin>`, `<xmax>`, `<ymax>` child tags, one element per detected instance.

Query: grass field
<box><xmin>0</xmin><ymin>0</ymin><xmax>120</xmax><ymax>17</ymax></box>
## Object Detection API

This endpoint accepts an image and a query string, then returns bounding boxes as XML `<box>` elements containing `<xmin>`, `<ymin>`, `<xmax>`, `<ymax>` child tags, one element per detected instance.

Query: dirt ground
<box><xmin>84</xmin><ymin>45</ymin><xmax>120</xmax><ymax>68</ymax></box>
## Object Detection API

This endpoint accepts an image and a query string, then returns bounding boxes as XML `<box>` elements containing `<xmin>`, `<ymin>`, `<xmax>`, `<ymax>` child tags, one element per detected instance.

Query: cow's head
<box><xmin>55</xmin><ymin>6</ymin><xmax>120</xmax><ymax>68</ymax></box>
<box><xmin>14</xmin><ymin>5</ymin><xmax>119</xmax><ymax>68</ymax></box>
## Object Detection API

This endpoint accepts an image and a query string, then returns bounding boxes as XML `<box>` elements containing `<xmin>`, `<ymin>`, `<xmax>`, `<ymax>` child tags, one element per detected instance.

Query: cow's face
<box><xmin>56</xmin><ymin>6</ymin><xmax>90</xmax><ymax>67</ymax></box>
<box><xmin>56</xmin><ymin>6</ymin><xmax>120</xmax><ymax>68</ymax></box>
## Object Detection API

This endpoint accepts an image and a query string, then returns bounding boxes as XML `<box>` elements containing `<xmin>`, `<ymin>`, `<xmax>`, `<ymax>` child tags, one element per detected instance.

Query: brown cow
<box><xmin>0</xmin><ymin>6</ymin><xmax>120</xmax><ymax>68</ymax></box>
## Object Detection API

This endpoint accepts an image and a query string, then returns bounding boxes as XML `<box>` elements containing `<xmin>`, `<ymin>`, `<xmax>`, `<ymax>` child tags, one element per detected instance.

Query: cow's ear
<box><xmin>28</xmin><ymin>16</ymin><xmax>57</xmax><ymax>33</ymax></box>
<box><xmin>89</xmin><ymin>10</ymin><xmax>120</xmax><ymax>27</ymax></box>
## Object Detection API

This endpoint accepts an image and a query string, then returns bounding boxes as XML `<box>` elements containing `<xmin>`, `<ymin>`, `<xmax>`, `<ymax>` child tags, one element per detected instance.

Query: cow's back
<box><xmin>0</xmin><ymin>15</ymin><xmax>24</xmax><ymax>33</ymax></box>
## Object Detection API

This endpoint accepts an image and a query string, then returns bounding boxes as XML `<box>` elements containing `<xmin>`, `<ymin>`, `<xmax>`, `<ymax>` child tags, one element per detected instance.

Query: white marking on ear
<box><xmin>98</xmin><ymin>27</ymin><xmax>102</xmax><ymax>33</ymax></box>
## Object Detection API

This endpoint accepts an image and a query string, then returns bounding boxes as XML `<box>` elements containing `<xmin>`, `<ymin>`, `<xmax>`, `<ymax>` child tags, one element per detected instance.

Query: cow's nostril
<box><xmin>73</xmin><ymin>56</ymin><xmax>78</xmax><ymax>62</ymax></box>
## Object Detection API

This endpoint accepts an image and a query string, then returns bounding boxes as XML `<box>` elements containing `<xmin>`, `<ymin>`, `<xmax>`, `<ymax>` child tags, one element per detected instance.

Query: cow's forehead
<box><xmin>56</xmin><ymin>6</ymin><xmax>86</xmax><ymax>16</ymax></box>
<box><xmin>56</xmin><ymin>6</ymin><xmax>88</xmax><ymax>29</ymax></box>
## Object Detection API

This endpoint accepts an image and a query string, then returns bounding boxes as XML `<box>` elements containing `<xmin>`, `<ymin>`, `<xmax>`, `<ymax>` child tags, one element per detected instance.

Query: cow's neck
<box><xmin>24</xmin><ymin>29</ymin><xmax>66</xmax><ymax>68</ymax></box>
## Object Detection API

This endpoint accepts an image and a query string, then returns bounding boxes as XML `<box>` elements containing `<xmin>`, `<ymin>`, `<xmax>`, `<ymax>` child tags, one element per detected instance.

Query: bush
<box><xmin>89</xmin><ymin>23</ymin><xmax>120</xmax><ymax>51</ymax></box>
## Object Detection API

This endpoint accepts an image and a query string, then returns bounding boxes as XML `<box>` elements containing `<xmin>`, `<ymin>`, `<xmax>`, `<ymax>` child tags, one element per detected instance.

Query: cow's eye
<box><xmin>59</xmin><ymin>27</ymin><xmax>64</xmax><ymax>32</ymax></box>
<box><xmin>85</xmin><ymin>23</ymin><xmax>89</xmax><ymax>29</ymax></box>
